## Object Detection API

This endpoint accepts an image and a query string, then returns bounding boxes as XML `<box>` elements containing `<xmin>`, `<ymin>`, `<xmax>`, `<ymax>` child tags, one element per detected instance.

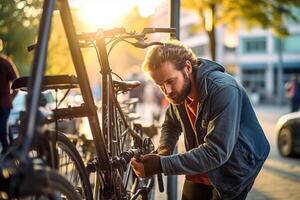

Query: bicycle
<box><xmin>0</xmin><ymin>0</ymin><xmax>81</xmax><ymax>199</ymax></box>
<box><xmin>6</xmin><ymin>0</ymin><xmax>176</xmax><ymax>199</ymax></box>
<box><xmin>10</xmin><ymin>74</ymin><xmax>93</xmax><ymax>200</ymax></box>
<box><xmin>71</xmin><ymin>11</ymin><xmax>175</xmax><ymax>199</ymax></box>
<box><xmin>73</xmin><ymin>26</ymin><xmax>176</xmax><ymax>200</ymax></box>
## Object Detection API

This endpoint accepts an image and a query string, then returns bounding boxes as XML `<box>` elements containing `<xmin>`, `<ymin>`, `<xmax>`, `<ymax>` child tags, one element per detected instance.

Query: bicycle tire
<box><xmin>15</xmin><ymin>168</ymin><xmax>81</xmax><ymax>200</ymax></box>
<box><xmin>49</xmin><ymin>131</ymin><xmax>93</xmax><ymax>200</ymax></box>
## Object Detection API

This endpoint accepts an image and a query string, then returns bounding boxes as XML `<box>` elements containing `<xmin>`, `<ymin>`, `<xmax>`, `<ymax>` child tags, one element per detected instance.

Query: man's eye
<box><xmin>167</xmin><ymin>79</ymin><xmax>175</xmax><ymax>85</ymax></box>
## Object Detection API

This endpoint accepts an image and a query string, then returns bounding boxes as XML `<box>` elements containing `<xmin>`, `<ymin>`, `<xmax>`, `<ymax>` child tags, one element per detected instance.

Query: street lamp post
<box><xmin>277</xmin><ymin>38</ymin><xmax>284</xmax><ymax>105</ymax></box>
<box><xmin>167</xmin><ymin>1</ymin><xmax>179</xmax><ymax>200</ymax></box>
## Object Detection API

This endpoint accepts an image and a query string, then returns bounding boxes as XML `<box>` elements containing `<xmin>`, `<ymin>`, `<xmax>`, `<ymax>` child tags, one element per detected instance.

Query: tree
<box><xmin>46</xmin><ymin>13</ymin><xmax>76</xmax><ymax>75</ymax></box>
<box><xmin>0</xmin><ymin>0</ymin><xmax>43</xmax><ymax>75</ymax></box>
<box><xmin>182</xmin><ymin>0</ymin><xmax>300</xmax><ymax>61</ymax></box>
<box><xmin>108</xmin><ymin>7</ymin><xmax>150</xmax><ymax>77</ymax></box>
<box><xmin>0</xmin><ymin>1</ymin><xmax>86</xmax><ymax>76</ymax></box>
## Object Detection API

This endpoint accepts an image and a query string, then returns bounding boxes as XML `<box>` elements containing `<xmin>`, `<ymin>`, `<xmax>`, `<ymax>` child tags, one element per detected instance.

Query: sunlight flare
<box><xmin>72</xmin><ymin>0</ymin><xmax>163</xmax><ymax>29</ymax></box>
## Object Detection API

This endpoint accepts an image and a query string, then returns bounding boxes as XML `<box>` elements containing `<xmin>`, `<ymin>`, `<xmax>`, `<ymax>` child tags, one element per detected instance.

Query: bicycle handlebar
<box><xmin>142</xmin><ymin>27</ymin><xmax>176</xmax><ymax>34</ymax></box>
<box><xmin>77</xmin><ymin>27</ymin><xmax>176</xmax><ymax>41</ymax></box>
<box><xmin>131</xmin><ymin>41</ymin><xmax>163</xmax><ymax>49</ymax></box>
<box><xmin>77</xmin><ymin>27</ymin><xmax>126</xmax><ymax>40</ymax></box>
<box><xmin>28</xmin><ymin>27</ymin><xmax>176</xmax><ymax>51</ymax></box>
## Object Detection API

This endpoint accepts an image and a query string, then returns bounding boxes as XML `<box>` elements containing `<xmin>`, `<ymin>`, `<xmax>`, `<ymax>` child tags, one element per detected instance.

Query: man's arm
<box><xmin>158</xmin><ymin>105</ymin><xmax>182</xmax><ymax>154</ymax></box>
<box><xmin>5</xmin><ymin>57</ymin><xmax>18</xmax><ymax>81</ymax></box>
<box><xmin>6</xmin><ymin>57</ymin><xmax>19</xmax><ymax>99</ymax></box>
<box><xmin>131</xmin><ymin>105</ymin><xmax>182</xmax><ymax>178</ymax></box>
<box><xmin>160</xmin><ymin>85</ymin><xmax>242</xmax><ymax>175</ymax></box>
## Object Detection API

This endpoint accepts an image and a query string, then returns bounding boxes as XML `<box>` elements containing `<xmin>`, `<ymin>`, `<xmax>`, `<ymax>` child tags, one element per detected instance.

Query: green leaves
<box><xmin>0</xmin><ymin>0</ymin><xmax>43</xmax><ymax>75</ymax></box>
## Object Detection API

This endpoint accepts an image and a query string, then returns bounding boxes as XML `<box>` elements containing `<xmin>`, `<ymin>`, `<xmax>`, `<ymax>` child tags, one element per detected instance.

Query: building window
<box><xmin>274</xmin><ymin>34</ymin><xmax>300</xmax><ymax>53</ymax></box>
<box><xmin>242</xmin><ymin>68</ymin><xmax>265</xmax><ymax>98</ymax></box>
<box><xmin>286</xmin><ymin>7</ymin><xmax>300</xmax><ymax>25</ymax></box>
<box><xmin>240</xmin><ymin>37</ymin><xmax>266</xmax><ymax>54</ymax></box>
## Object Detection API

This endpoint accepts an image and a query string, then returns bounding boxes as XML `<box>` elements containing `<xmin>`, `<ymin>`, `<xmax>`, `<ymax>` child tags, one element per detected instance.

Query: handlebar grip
<box><xmin>142</xmin><ymin>27</ymin><xmax>176</xmax><ymax>34</ymax></box>
<box><xmin>157</xmin><ymin>173</ymin><xmax>164</xmax><ymax>192</ymax></box>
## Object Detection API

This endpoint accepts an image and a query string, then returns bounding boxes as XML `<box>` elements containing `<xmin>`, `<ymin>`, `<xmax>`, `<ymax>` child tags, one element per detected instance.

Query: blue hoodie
<box><xmin>159</xmin><ymin>58</ymin><xmax>270</xmax><ymax>199</ymax></box>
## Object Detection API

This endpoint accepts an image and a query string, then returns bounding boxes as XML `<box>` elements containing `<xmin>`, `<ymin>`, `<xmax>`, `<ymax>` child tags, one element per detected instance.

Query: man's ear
<box><xmin>185</xmin><ymin>60</ymin><xmax>193</xmax><ymax>74</ymax></box>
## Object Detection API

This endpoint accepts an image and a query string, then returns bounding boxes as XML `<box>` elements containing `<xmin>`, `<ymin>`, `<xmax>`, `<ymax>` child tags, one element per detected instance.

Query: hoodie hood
<box><xmin>194</xmin><ymin>58</ymin><xmax>225</xmax><ymax>104</ymax></box>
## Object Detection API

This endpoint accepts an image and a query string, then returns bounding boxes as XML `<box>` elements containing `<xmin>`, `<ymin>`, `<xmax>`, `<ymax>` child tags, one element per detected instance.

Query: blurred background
<box><xmin>1</xmin><ymin>0</ymin><xmax>300</xmax><ymax>199</ymax></box>
<box><xmin>1</xmin><ymin>0</ymin><xmax>300</xmax><ymax>104</ymax></box>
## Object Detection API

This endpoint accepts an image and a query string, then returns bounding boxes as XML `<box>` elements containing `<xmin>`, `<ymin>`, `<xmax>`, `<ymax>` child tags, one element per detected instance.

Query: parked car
<box><xmin>276</xmin><ymin>112</ymin><xmax>300</xmax><ymax>157</ymax></box>
<box><xmin>7</xmin><ymin>90</ymin><xmax>80</xmax><ymax>141</ymax></box>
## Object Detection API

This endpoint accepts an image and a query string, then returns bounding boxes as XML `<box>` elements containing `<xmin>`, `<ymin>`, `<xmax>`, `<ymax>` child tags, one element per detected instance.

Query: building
<box><xmin>179</xmin><ymin>8</ymin><xmax>300</xmax><ymax>103</ymax></box>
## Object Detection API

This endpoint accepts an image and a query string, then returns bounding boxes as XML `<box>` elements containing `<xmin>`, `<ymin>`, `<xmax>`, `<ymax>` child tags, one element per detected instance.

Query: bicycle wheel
<box><xmin>48</xmin><ymin>131</ymin><xmax>93</xmax><ymax>200</ymax></box>
<box><xmin>15</xmin><ymin>168</ymin><xmax>81</xmax><ymax>200</ymax></box>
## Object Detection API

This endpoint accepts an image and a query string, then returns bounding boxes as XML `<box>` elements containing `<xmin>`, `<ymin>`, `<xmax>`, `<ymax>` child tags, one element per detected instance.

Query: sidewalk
<box><xmin>248</xmin><ymin>158</ymin><xmax>300</xmax><ymax>200</ymax></box>
<box><xmin>248</xmin><ymin>103</ymin><xmax>300</xmax><ymax>200</ymax></box>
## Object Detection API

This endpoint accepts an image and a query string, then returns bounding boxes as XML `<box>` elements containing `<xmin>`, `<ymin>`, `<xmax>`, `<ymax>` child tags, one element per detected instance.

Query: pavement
<box><xmin>248</xmin><ymin>158</ymin><xmax>300</xmax><ymax>200</ymax></box>
<box><xmin>247</xmin><ymin>104</ymin><xmax>300</xmax><ymax>200</ymax></box>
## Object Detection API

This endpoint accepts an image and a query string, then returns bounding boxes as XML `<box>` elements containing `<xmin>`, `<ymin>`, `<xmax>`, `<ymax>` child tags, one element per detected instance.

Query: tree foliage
<box><xmin>46</xmin><ymin>12</ymin><xmax>77</xmax><ymax>75</ymax></box>
<box><xmin>108</xmin><ymin>7</ymin><xmax>150</xmax><ymax>77</ymax></box>
<box><xmin>0</xmin><ymin>0</ymin><xmax>43</xmax><ymax>75</ymax></box>
<box><xmin>182</xmin><ymin>0</ymin><xmax>300</xmax><ymax>60</ymax></box>
<box><xmin>0</xmin><ymin>1</ymin><xmax>151</xmax><ymax>77</ymax></box>
<box><xmin>46</xmin><ymin>6</ymin><xmax>151</xmax><ymax>79</ymax></box>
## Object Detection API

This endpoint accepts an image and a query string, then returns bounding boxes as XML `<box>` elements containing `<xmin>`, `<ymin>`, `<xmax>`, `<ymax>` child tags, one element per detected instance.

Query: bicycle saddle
<box><xmin>113</xmin><ymin>79</ymin><xmax>141</xmax><ymax>93</ymax></box>
<box><xmin>12</xmin><ymin>75</ymin><xmax>79</xmax><ymax>91</ymax></box>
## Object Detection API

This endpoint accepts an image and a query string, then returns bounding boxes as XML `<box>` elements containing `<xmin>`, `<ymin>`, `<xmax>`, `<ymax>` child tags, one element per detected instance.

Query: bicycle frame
<box><xmin>95</xmin><ymin>37</ymin><xmax>143</xmax><ymax>153</ymax></box>
<box><xmin>21</xmin><ymin>0</ymin><xmax>109</xmax><ymax>165</ymax></box>
<box><xmin>20</xmin><ymin>0</ymin><xmax>55</xmax><ymax>162</ymax></box>
<box><xmin>60</xmin><ymin>3</ymin><xmax>146</xmax><ymax>197</ymax></box>
<box><xmin>59</xmin><ymin>0</ymin><xmax>110</xmax><ymax>167</ymax></box>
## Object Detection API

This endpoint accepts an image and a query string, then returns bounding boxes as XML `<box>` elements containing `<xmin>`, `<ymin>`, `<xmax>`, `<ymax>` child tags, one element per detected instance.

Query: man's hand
<box><xmin>131</xmin><ymin>157</ymin><xmax>145</xmax><ymax>177</ymax></box>
<box><xmin>131</xmin><ymin>154</ymin><xmax>162</xmax><ymax>178</ymax></box>
<box><xmin>152</xmin><ymin>146</ymin><xmax>171</xmax><ymax>156</ymax></box>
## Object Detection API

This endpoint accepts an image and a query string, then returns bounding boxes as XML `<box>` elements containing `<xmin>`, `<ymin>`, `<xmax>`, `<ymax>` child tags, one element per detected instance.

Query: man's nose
<box><xmin>162</xmin><ymin>84</ymin><xmax>172</xmax><ymax>95</ymax></box>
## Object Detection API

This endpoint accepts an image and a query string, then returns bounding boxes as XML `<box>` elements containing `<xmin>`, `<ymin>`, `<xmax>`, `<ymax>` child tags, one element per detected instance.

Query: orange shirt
<box><xmin>185</xmin><ymin>96</ymin><xmax>211</xmax><ymax>186</ymax></box>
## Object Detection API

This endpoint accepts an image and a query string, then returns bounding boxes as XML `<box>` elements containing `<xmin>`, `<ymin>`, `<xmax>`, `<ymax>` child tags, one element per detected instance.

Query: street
<box><xmin>154</xmin><ymin>104</ymin><xmax>300</xmax><ymax>199</ymax></box>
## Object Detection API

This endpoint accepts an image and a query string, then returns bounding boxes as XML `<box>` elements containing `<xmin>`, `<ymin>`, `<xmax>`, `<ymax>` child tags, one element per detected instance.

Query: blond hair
<box><xmin>142</xmin><ymin>40</ymin><xmax>197</xmax><ymax>72</ymax></box>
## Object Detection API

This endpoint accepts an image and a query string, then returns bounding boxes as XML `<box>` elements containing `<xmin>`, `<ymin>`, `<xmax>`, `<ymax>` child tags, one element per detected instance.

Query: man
<box><xmin>0</xmin><ymin>39</ymin><xmax>18</xmax><ymax>152</ymax></box>
<box><xmin>285</xmin><ymin>75</ymin><xmax>300</xmax><ymax>112</ymax></box>
<box><xmin>131</xmin><ymin>40</ymin><xmax>270</xmax><ymax>200</ymax></box>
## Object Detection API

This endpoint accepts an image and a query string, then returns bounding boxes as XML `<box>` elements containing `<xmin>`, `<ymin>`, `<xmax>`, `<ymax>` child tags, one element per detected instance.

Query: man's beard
<box><xmin>168</xmin><ymin>71</ymin><xmax>191</xmax><ymax>105</ymax></box>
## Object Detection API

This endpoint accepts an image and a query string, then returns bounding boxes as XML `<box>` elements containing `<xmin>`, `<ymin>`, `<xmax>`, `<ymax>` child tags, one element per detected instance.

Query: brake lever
<box><xmin>27</xmin><ymin>43</ymin><xmax>37</xmax><ymax>52</ymax></box>
<box><xmin>157</xmin><ymin>173</ymin><xmax>164</xmax><ymax>192</ymax></box>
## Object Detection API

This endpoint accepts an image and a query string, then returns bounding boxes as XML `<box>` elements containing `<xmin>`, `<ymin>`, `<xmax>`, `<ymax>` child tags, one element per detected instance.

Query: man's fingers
<box><xmin>131</xmin><ymin>157</ymin><xmax>138</xmax><ymax>165</ymax></box>
<box><xmin>130</xmin><ymin>157</ymin><xmax>145</xmax><ymax>178</ymax></box>
<box><xmin>139</xmin><ymin>155</ymin><xmax>146</xmax><ymax>162</ymax></box>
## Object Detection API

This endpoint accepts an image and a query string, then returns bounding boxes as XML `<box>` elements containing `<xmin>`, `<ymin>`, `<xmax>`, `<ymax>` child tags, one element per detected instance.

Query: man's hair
<box><xmin>142</xmin><ymin>40</ymin><xmax>197</xmax><ymax>72</ymax></box>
